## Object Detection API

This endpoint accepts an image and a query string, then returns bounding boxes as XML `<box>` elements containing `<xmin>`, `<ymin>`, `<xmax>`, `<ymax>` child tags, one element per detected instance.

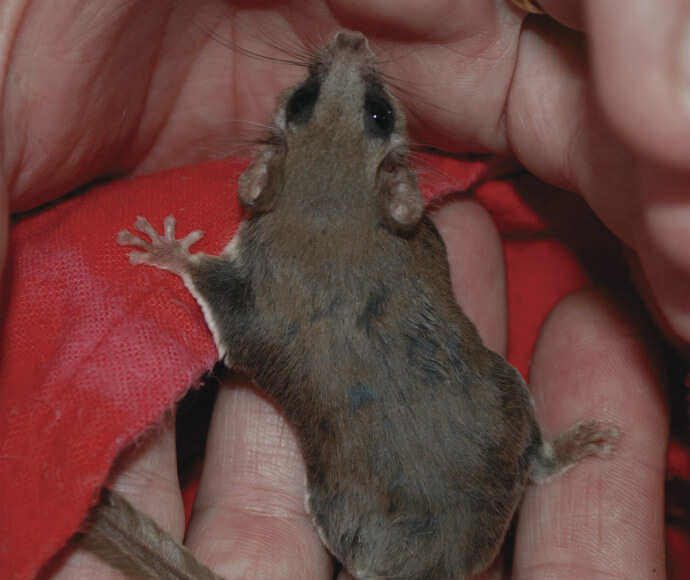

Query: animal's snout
<box><xmin>334</xmin><ymin>30</ymin><xmax>366</xmax><ymax>52</ymax></box>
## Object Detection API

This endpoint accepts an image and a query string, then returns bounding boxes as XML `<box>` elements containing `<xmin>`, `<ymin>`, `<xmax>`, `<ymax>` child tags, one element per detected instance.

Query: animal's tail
<box><xmin>81</xmin><ymin>489</ymin><xmax>225</xmax><ymax>580</ymax></box>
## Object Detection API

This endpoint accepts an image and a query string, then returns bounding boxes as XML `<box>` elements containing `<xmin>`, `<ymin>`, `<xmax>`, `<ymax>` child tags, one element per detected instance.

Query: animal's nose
<box><xmin>334</xmin><ymin>30</ymin><xmax>366</xmax><ymax>51</ymax></box>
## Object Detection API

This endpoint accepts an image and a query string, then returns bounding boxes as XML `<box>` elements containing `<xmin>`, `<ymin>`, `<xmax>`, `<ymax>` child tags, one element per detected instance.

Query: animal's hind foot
<box><xmin>532</xmin><ymin>420</ymin><xmax>620</xmax><ymax>482</ymax></box>
<box><xmin>560</xmin><ymin>420</ymin><xmax>620</xmax><ymax>460</ymax></box>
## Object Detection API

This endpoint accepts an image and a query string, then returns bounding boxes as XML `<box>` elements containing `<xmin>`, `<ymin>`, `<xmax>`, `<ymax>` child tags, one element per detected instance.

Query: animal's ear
<box><xmin>377</xmin><ymin>150</ymin><xmax>423</xmax><ymax>232</ymax></box>
<box><xmin>237</xmin><ymin>142</ymin><xmax>286</xmax><ymax>211</ymax></box>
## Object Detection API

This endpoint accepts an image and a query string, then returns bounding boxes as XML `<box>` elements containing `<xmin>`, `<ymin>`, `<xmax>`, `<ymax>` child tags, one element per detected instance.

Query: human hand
<box><xmin>1</xmin><ymin>1</ymin><xmax>670</xmax><ymax>578</ymax></box>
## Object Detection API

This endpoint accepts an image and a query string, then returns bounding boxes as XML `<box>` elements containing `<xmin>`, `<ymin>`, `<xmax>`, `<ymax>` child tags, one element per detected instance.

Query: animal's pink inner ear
<box><xmin>378</xmin><ymin>152</ymin><xmax>423</xmax><ymax>232</ymax></box>
<box><xmin>237</xmin><ymin>144</ymin><xmax>285</xmax><ymax>211</ymax></box>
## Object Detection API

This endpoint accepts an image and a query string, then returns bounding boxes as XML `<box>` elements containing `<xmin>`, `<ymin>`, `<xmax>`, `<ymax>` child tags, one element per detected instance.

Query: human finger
<box><xmin>585</xmin><ymin>0</ymin><xmax>690</xmax><ymax>169</ymax></box>
<box><xmin>635</xmin><ymin>160</ymin><xmax>690</xmax><ymax>351</ymax></box>
<box><xmin>513</xmin><ymin>288</ymin><xmax>668</xmax><ymax>579</ymax></box>
<box><xmin>183</xmin><ymin>376</ymin><xmax>333</xmax><ymax>579</ymax></box>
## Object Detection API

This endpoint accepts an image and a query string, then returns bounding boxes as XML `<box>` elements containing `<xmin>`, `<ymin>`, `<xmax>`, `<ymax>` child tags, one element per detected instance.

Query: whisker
<box><xmin>298</xmin><ymin>27</ymin><xmax>331</xmax><ymax>56</ymax></box>
<box><xmin>379</xmin><ymin>70</ymin><xmax>438</xmax><ymax>89</ymax></box>
<box><xmin>405</xmin><ymin>147</ymin><xmax>524</xmax><ymax>200</ymax></box>
<box><xmin>386</xmin><ymin>78</ymin><xmax>467</xmax><ymax>119</ymax></box>
<box><xmin>180</xmin><ymin>5</ymin><xmax>311</xmax><ymax>68</ymax></box>
<box><xmin>235</xmin><ymin>20</ymin><xmax>317</xmax><ymax>66</ymax></box>
<box><xmin>371</xmin><ymin>44</ymin><xmax>422</xmax><ymax>68</ymax></box>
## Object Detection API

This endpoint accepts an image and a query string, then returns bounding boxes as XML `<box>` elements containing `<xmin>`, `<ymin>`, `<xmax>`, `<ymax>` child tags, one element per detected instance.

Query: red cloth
<box><xmin>1</xmin><ymin>153</ymin><xmax>687</xmax><ymax>579</ymax></box>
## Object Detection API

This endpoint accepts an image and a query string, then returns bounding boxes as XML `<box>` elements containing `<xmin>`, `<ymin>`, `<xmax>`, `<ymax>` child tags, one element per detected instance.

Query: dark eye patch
<box><xmin>364</xmin><ymin>90</ymin><xmax>394</xmax><ymax>138</ymax></box>
<box><xmin>286</xmin><ymin>79</ymin><xmax>320</xmax><ymax>125</ymax></box>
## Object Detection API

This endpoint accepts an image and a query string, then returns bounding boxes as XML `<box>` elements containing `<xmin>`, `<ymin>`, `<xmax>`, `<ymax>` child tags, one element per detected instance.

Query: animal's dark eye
<box><xmin>286</xmin><ymin>80</ymin><xmax>320</xmax><ymax>125</ymax></box>
<box><xmin>364</xmin><ymin>93</ymin><xmax>394</xmax><ymax>138</ymax></box>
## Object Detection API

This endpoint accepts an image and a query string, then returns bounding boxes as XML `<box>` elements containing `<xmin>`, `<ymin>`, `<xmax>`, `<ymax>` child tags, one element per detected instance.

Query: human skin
<box><xmin>0</xmin><ymin>1</ymin><xmax>674</xmax><ymax>578</ymax></box>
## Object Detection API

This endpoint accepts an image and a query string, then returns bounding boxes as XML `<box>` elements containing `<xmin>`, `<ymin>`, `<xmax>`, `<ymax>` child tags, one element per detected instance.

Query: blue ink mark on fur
<box><xmin>349</xmin><ymin>382</ymin><xmax>380</xmax><ymax>412</ymax></box>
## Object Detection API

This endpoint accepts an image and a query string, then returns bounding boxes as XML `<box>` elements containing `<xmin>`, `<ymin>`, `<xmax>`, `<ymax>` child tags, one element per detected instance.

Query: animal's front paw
<box><xmin>117</xmin><ymin>216</ymin><xmax>203</xmax><ymax>276</ymax></box>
